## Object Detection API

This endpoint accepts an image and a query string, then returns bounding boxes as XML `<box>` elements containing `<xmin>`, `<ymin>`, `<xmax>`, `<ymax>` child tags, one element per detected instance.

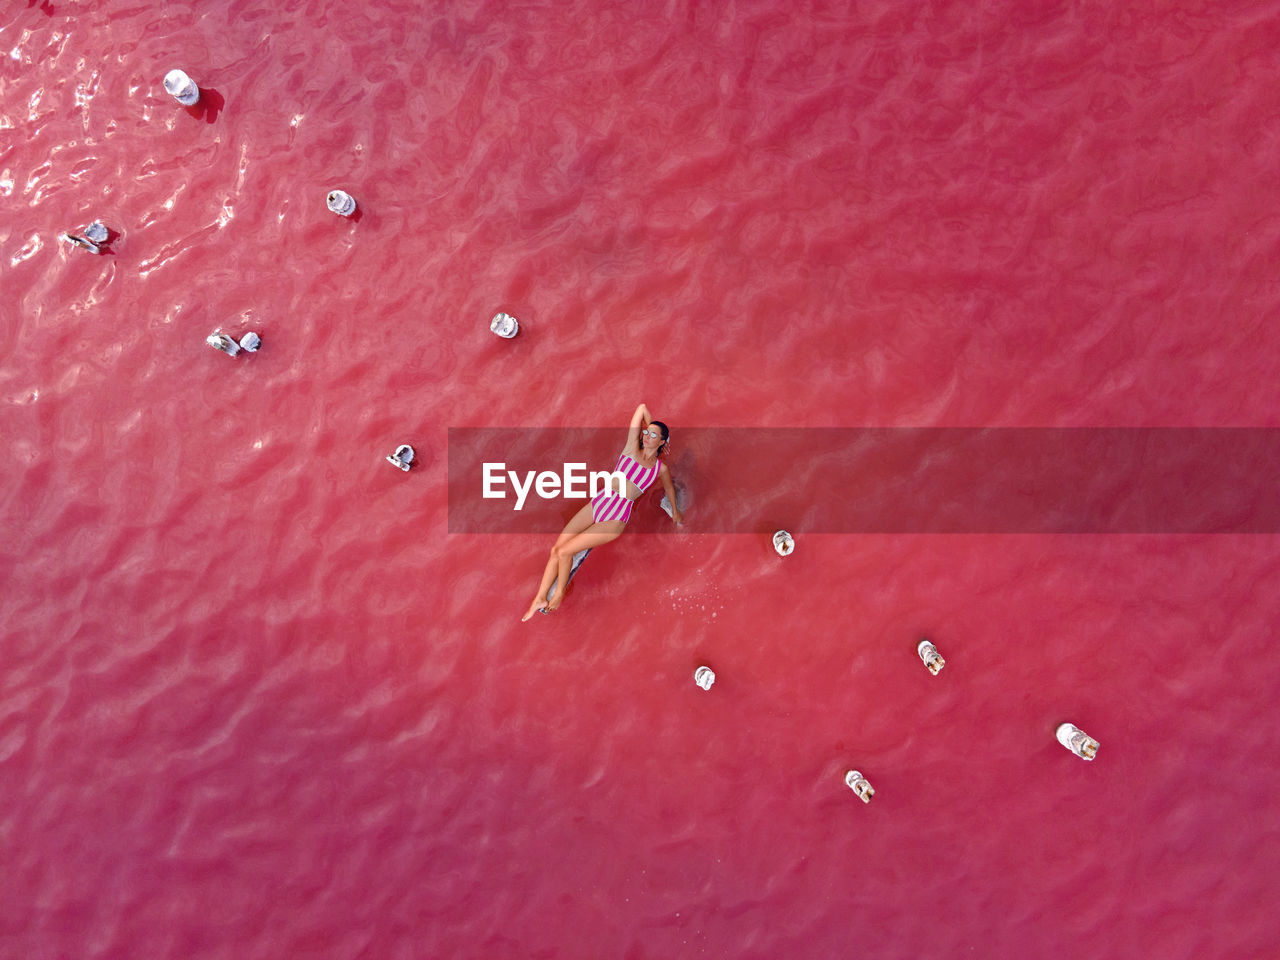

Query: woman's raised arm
<box><xmin>626</xmin><ymin>403</ymin><xmax>650</xmax><ymax>452</ymax></box>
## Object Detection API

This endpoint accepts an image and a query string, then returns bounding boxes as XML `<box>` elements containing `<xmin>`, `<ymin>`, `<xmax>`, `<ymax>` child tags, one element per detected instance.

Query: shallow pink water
<box><xmin>3</xmin><ymin>1</ymin><xmax>1279</xmax><ymax>958</ymax></box>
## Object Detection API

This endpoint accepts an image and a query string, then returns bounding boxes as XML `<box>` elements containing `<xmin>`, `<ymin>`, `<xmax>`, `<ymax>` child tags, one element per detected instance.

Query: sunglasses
<box><xmin>642</xmin><ymin>429</ymin><xmax>664</xmax><ymax>440</ymax></box>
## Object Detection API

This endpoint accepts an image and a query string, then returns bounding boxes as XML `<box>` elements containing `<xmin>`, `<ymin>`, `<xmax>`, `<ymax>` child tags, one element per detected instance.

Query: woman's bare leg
<box><xmin>520</xmin><ymin>552</ymin><xmax>561</xmax><ymax>620</ymax></box>
<box><xmin>523</xmin><ymin>502</ymin><xmax>595</xmax><ymax>621</ymax></box>
<box><xmin>545</xmin><ymin>523</ymin><xmax>626</xmax><ymax>611</ymax></box>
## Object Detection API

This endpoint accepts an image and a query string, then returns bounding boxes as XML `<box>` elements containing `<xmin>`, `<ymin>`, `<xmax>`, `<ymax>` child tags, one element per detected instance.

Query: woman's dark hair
<box><xmin>649</xmin><ymin>420</ymin><xmax>670</xmax><ymax>456</ymax></box>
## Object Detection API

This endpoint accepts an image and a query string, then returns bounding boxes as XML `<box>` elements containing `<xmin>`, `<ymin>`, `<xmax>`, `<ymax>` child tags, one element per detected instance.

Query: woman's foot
<box><xmin>522</xmin><ymin>597</ymin><xmax>549</xmax><ymax>621</ymax></box>
<box><xmin>545</xmin><ymin>594</ymin><xmax>563</xmax><ymax>612</ymax></box>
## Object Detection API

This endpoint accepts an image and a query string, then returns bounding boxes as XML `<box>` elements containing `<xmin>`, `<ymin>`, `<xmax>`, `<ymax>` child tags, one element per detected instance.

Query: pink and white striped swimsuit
<box><xmin>590</xmin><ymin>452</ymin><xmax>660</xmax><ymax>524</ymax></box>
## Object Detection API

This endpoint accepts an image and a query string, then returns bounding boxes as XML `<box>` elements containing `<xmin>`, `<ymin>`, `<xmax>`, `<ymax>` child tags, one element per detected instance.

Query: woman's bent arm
<box><xmin>659</xmin><ymin>463</ymin><xmax>683</xmax><ymax>524</ymax></box>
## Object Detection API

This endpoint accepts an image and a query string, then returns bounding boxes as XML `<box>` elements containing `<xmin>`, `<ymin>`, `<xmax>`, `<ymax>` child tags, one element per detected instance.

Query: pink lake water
<box><xmin>3</xmin><ymin>1</ymin><xmax>1279</xmax><ymax>958</ymax></box>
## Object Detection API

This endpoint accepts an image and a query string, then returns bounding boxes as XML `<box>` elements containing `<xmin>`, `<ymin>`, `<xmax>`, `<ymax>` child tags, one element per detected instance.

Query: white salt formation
<box><xmin>1056</xmin><ymin>723</ymin><xmax>1098</xmax><ymax>760</ymax></box>
<box><xmin>206</xmin><ymin>332</ymin><xmax>241</xmax><ymax>356</ymax></box>
<box><xmin>62</xmin><ymin>221</ymin><xmax>108</xmax><ymax>254</ymax></box>
<box><xmin>845</xmin><ymin>770</ymin><xmax>874</xmax><ymax>803</ymax></box>
<box><xmin>694</xmin><ymin>666</ymin><xmax>715</xmax><ymax>690</ymax></box>
<box><xmin>386</xmin><ymin>444</ymin><xmax>415</xmax><ymax>472</ymax></box>
<box><xmin>490</xmin><ymin>312</ymin><xmax>519</xmax><ymax>338</ymax></box>
<box><xmin>163</xmin><ymin>69</ymin><xmax>200</xmax><ymax>105</ymax></box>
<box><xmin>62</xmin><ymin>232</ymin><xmax>101</xmax><ymax>254</ymax></box>
<box><xmin>327</xmin><ymin>190</ymin><xmax>357</xmax><ymax>216</ymax></box>
<box><xmin>917</xmin><ymin>638</ymin><xmax>945</xmax><ymax>675</ymax></box>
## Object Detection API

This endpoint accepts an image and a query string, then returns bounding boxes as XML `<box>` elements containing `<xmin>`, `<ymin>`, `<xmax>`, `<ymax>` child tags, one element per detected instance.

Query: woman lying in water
<box><xmin>522</xmin><ymin>403</ymin><xmax>683</xmax><ymax>620</ymax></box>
